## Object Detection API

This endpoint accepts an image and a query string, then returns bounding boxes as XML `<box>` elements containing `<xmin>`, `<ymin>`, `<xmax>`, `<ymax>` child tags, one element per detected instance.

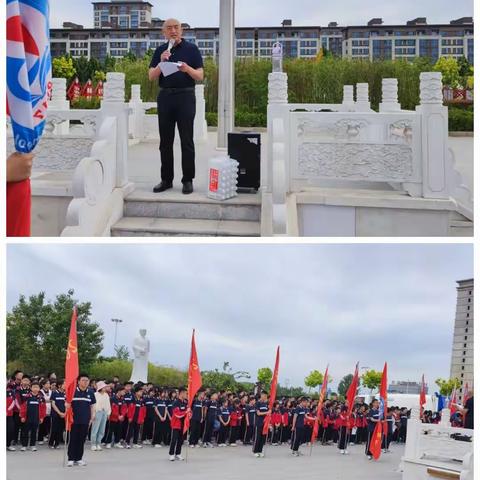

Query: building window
<box><xmin>467</xmin><ymin>313</ymin><xmax>469</xmax><ymax>317</ymax></box>
<box><xmin>463</xmin><ymin>351</ymin><xmax>466</xmax><ymax>355</ymax></box>
<box><xmin>467</xmin><ymin>305</ymin><xmax>470</xmax><ymax>310</ymax></box>
<box><xmin>462</xmin><ymin>358</ymin><xmax>465</xmax><ymax>363</ymax></box>
<box><xmin>462</xmin><ymin>366</ymin><xmax>465</xmax><ymax>370</ymax></box>
<box><xmin>461</xmin><ymin>374</ymin><xmax>464</xmax><ymax>378</ymax></box>
<box><xmin>465</xmin><ymin>328</ymin><xmax>468</xmax><ymax>333</ymax></box>
<box><xmin>465</xmin><ymin>336</ymin><xmax>468</xmax><ymax>340</ymax></box>
<box><xmin>464</xmin><ymin>343</ymin><xmax>467</xmax><ymax>347</ymax></box>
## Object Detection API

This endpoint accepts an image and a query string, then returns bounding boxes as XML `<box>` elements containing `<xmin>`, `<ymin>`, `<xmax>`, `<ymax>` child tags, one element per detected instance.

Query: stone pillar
<box><xmin>342</xmin><ymin>85</ymin><xmax>355</xmax><ymax>111</ymax></box>
<box><xmin>217</xmin><ymin>0</ymin><xmax>235</xmax><ymax>149</ymax></box>
<box><xmin>129</xmin><ymin>84</ymin><xmax>144</xmax><ymax>140</ymax></box>
<box><xmin>379</xmin><ymin>78</ymin><xmax>401</xmax><ymax>112</ymax></box>
<box><xmin>266</xmin><ymin>72</ymin><xmax>288</xmax><ymax>192</ymax></box>
<box><xmin>101</xmin><ymin>72</ymin><xmax>130</xmax><ymax>188</ymax></box>
<box><xmin>194</xmin><ymin>84</ymin><xmax>208</xmax><ymax>143</ymax></box>
<box><xmin>355</xmin><ymin>83</ymin><xmax>371</xmax><ymax>112</ymax></box>
<box><xmin>49</xmin><ymin>77</ymin><xmax>70</xmax><ymax>134</ymax></box>
<box><xmin>416</xmin><ymin>72</ymin><xmax>450</xmax><ymax>199</ymax></box>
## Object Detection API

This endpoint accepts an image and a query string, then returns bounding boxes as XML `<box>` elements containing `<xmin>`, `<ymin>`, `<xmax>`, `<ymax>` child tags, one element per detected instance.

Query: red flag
<box><xmin>262</xmin><ymin>346</ymin><xmax>280</xmax><ymax>436</ymax></box>
<box><xmin>420</xmin><ymin>374</ymin><xmax>427</xmax><ymax>420</ymax></box>
<box><xmin>463</xmin><ymin>383</ymin><xmax>470</xmax><ymax>406</ymax></box>
<box><xmin>64</xmin><ymin>306</ymin><xmax>79</xmax><ymax>432</ymax></box>
<box><xmin>371</xmin><ymin>362</ymin><xmax>387</xmax><ymax>460</ymax></box>
<box><xmin>183</xmin><ymin>330</ymin><xmax>202</xmax><ymax>434</ymax></box>
<box><xmin>450</xmin><ymin>388</ymin><xmax>457</xmax><ymax>416</ymax></box>
<box><xmin>311</xmin><ymin>365</ymin><xmax>329</xmax><ymax>443</ymax></box>
<box><xmin>346</xmin><ymin>362</ymin><xmax>359</xmax><ymax>418</ymax></box>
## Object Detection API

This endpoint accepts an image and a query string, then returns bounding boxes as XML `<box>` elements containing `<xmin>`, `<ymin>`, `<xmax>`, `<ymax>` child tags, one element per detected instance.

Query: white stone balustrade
<box><xmin>355</xmin><ymin>83</ymin><xmax>372</xmax><ymax>112</ymax></box>
<box><xmin>342</xmin><ymin>85</ymin><xmax>355</xmax><ymax>111</ymax></box>
<box><xmin>49</xmin><ymin>78</ymin><xmax>70</xmax><ymax>134</ymax></box>
<box><xmin>380</xmin><ymin>78</ymin><xmax>401</xmax><ymax>112</ymax></box>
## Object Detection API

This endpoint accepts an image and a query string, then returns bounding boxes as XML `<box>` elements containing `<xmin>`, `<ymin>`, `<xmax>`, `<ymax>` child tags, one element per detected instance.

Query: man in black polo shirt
<box><xmin>148</xmin><ymin>18</ymin><xmax>204</xmax><ymax>195</ymax></box>
<box><xmin>66</xmin><ymin>373</ymin><xmax>96</xmax><ymax>467</ymax></box>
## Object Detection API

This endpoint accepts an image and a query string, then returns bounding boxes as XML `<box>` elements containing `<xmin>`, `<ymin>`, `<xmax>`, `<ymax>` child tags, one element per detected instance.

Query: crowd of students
<box><xmin>7</xmin><ymin>369</ymin><xmax>457</xmax><ymax>467</ymax></box>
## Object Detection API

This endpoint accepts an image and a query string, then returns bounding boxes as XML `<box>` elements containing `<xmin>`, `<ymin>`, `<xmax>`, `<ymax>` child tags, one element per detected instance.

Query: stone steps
<box><xmin>111</xmin><ymin>189</ymin><xmax>261</xmax><ymax>237</ymax></box>
<box><xmin>111</xmin><ymin>217</ymin><xmax>260</xmax><ymax>237</ymax></box>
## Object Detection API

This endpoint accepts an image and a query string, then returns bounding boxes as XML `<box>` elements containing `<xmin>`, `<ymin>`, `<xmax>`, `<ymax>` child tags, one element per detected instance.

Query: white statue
<box><xmin>130</xmin><ymin>329</ymin><xmax>150</xmax><ymax>383</ymax></box>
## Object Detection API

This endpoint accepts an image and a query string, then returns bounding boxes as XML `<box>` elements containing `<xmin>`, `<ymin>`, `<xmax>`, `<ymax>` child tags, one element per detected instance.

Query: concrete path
<box><xmin>7</xmin><ymin>441</ymin><xmax>405</xmax><ymax>480</ymax></box>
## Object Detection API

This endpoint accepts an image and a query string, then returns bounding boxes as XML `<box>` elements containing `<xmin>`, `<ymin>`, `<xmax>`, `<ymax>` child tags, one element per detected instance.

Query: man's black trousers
<box><xmin>67</xmin><ymin>423</ymin><xmax>89</xmax><ymax>462</ymax></box>
<box><xmin>157</xmin><ymin>88</ymin><xmax>196</xmax><ymax>184</ymax></box>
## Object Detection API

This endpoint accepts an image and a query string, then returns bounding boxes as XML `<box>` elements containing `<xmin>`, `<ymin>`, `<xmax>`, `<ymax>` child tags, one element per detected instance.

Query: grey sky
<box><xmin>7</xmin><ymin>244</ymin><xmax>472</xmax><ymax>393</ymax></box>
<box><xmin>49</xmin><ymin>0</ymin><xmax>473</xmax><ymax>29</ymax></box>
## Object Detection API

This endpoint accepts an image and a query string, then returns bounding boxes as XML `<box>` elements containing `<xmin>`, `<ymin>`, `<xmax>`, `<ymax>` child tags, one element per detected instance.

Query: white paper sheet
<box><xmin>159</xmin><ymin>62</ymin><xmax>182</xmax><ymax>77</ymax></box>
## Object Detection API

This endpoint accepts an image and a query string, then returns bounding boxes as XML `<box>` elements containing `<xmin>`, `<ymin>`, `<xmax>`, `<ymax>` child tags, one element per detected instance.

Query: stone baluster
<box><xmin>416</xmin><ymin>72</ymin><xmax>450</xmax><ymax>199</ymax></box>
<box><xmin>379</xmin><ymin>78</ymin><xmax>401</xmax><ymax>112</ymax></box>
<box><xmin>49</xmin><ymin>77</ymin><xmax>70</xmax><ymax>134</ymax></box>
<box><xmin>342</xmin><ymin>85</ymin><xmax>355</xmax><ymax>111</ymax></box>
<box><xmin>268</xmin><ymin>72</ymin><xmax>288</xmax><ymax>105</ymax></box>
<box><xmin>355</xmin><ymin>83</ymin><xmax>371</xmax><ymax>112</ymax></box>
<box><xmin>129</xmin><ymin>84</ymin><xmax>144</xmax><ymax>141</ymax></box>
<box><xmin>194</xmin><ymin>84</ymin><xmax>208</xmax><ymax>143</ymax></box>
<box><xmin>101</xmin><ymin>72</ymin><xmax>130</xmax><ymax>188</ymax></box>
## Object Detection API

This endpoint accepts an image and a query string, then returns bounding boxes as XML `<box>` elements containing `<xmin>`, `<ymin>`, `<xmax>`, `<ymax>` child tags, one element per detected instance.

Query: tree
<box><xmin>7</xmin><ymin>290</ymin><xmax>104</xmax><ymax>375</ymax></box>
<box><xmin>201</xmin><ymin>369</ymin><xmax>238</xmax><ymax>391</ymax></box>
<box><xmin>124</xmin><ymin>51</ymin><xmax>137</xmax><ymax>62</ymax></box>
<box><xmin>52</xmin><ymin>56</ymin><xmax>76</xmax><ymax>80</ymax></box>
<box><xmin>114</xmin><ymin>345</ymin><xmax>130</xmax><ymax>361</ymax></box>
<box><xmin>304</xmin><ymin>370</ymin><xmax>324</xmax><ymax>391</ymax></box>
<box><xmin>257</xmin><ymin>367</ymin><xmax>273</xmax><ymax>388</ymax></box>
<box><xmin>435</xmin><ymin>378</ymin><xmax>461</xmax><ymax>396</ymax></box>
<box><xmin>433</xmin><ymin>57</ymin><xmax>461</xmax><ymax>88</ymax></box>
<box><xmin>93</xmin><ymin>70</ymin><xmax>106</xmax><ymax>83</ymax></box>
<box><xmin>103</xmin><ymin>54</ymin><xmax>116</xmax><ymax>72</ymax></box>
<box><xmin>73</xmin><ymin>55</ymin><xmax>91</xmax><ymax>83</ymax></box>
<box><xmin>338</xmin><ymin>373</ymin><xmax>354</xmax><ymax>397</ymax></box>
<box><xmin>457</xmin><ymin>56</ymin><xmax>472</xmax><ymax>88</ymax></box>
<box><xmin>361</xmin><ymin>370</ymin><xmax>383</xmax><ymax>393</ymax></box>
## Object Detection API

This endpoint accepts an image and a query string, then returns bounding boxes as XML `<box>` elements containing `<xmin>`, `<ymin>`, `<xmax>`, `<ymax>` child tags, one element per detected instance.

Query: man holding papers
<box><xmin>148</xmin><ymin>18</ymin><xmax>204</xmax><ymax>195</ymax></box>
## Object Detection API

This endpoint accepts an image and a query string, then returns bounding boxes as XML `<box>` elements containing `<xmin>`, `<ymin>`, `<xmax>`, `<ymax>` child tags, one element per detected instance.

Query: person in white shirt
<box><xmin>91</xmin><ymin>381</ymin><xmax>112</xmax><ymax>451</ymax></box>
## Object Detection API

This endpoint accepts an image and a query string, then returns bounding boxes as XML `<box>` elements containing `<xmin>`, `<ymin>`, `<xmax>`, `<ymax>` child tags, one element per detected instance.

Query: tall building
<box><xmin>93</xmin><ymin>0</ymin><xmax>153</xmax><ymax>29</ymax></box>
<box><xmin>388</xmin><ymin>381</ymin><xmax>428</xmax><ymax>395</ymax></box>
<box><xmin>51</xmin><ymin>16</ymin><xmax>473</xmax><ymax>63</ymax></box>
<box><xmin>449</xmin><ymin>279</ymin><xmax>474</xmax><ymax>403</ymax></box>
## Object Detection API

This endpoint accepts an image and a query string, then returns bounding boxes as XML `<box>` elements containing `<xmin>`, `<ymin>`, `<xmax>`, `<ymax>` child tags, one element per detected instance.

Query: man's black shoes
<box><xmin>153</xmin><ymin>181</ymin><xmax>173</xmax><ymax>193</ymax></box>
<box><xmin>182</xmin><ymin>181</ymin><xmax>193</xmax><ymax>195</ymax></box>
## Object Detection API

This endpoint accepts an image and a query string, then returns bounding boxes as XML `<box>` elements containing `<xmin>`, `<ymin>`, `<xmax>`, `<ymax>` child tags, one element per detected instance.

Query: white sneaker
<box><xmin>133</xmin><ymin>444</ymin><xmax>142</xmax><ymax>449</ymax></box>
<box><xmin>125</xmin><ymin>444</ymin><xmax>131</xmax><ymax>449</ymax></box>
<box><xmin>20</xmin><ymin>447</ymin><xmax>27</xmax><ymax>452</ymax></box>
<box><xmin>30</xmin><ymin>446</ymin><xmax>37</xmax><ymax>451</ymax></box>
<box><xmin>169</xmin><ymin>455</ymin><xmax>175</xmax><ymax>461</ymax></box>
<box><xmin>189</xmin><ymin>444</ymin><xmax>195</xmax><ymax>448</ymax></box>
<box><xmin>175</xmin><ymin>455</ymin><xmax>184</xmax><ymax>461</ymax></box>
<box><xmin>154</xmin><ymin>444</ymin><xmax>162</xmax><ymax>448</ymax></box>
<box><xmin>7</xmin><ymin>446</ymin><xmax>16</xmax><ymax>451</ymax></box>
<box><xmin>91</xmin><ymin>445</ymin><xmax>97</xmax><ymax>451</ymax></box>
<box><xmin>114</xmin><ymin>443</ymin><xmax>124</xmax><ymax>449</ymax></box>
<box><xmin>254</xmin><ymin>453</ymin><xmax>260</xmax><ymax>457</ymax></box>
<box><xmin>106</xmin><ymin>444</ymin><xmax>112</xmax><ymax>449</ymax></box>
<box><xmin>96</xmin><ymin>445</ymin><xmax>103</xmax><ymax>451</ymax></box>
<box><xmin>340</xmin><ymin>449</ymin><xmax>345</xmax><ymax>454</ymax></box>
<box><xmin>229</xmin><ymin>443</ymin><xmax>237</xmax><ymax>447</ymax></box>
<box><xmin>259</xmin><ymin>452</ymin><xmax>265</xmax><ymax>457</ymax></box>
<box><xmin>76</xmin><ymin>460</ymin><xmax>87</xmax><ymax>466</ymax></box>
<box><xmin>67</xmin><ymin>461</ymin><xmax>74</xmax><ymax>467</ymax></box>
<box><xmin>195</xmin><ymin>444</ymin><xmax>200</xmax><ymax>448</ymax></box>
<box><xmin>38</xmin><ymin>441</ymin><xmax>44</xmax><ymax>445</ymax></box>
<box><xmin>142</xmin><ymin>440</ymin><xmax>149</xmax><ymax>445</ymax></box>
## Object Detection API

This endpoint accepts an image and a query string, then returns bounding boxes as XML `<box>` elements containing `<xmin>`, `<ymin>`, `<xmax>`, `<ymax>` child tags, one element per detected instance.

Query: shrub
<box><xmin>448</xmin><ymin>107</ymin><xmax>474</xmax><ymax>131</ymax></box>
<box><xmin>70</xmin><ymin>96</ymin><xmax>101</xmax><ymax>110</ymax></box>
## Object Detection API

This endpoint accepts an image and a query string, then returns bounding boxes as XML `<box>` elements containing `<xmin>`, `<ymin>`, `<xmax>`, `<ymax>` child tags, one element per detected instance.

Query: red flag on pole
<box><xmin>64</xmin><ymin>306</ymin><xmax>79</xmax><ymax>432</ymax></box>
<box><xmin>183</xmin><ymin>329</ymin><xmax>202</xmax><ymax>434</ymax></box>
<box><xmin>420</xmin><ymin>374</ymin><xmax>427</xmax><ymax>420</ymax></box>
<box><xmin>262</xmin><ymin>346</ymin><xmax>280</xmax><ymax>436</ymax></box>
<box><xmin>371</xmin><ymin>362</ymin><xmax>387</xmax><ymax>460</ymax></box>
<box><xmin>450</xmin><ymin>387</ymin><xmax>457</xmax><ymax>416</ymax></box>
<box><xmin>311</xmin><ymin>365</ymin><xmax>329</xmax><ymax>443</ymax></box>
<box><xmin>463</xmin><ymin>383</ymin><xmax>470</xmax><ymax>406</ymax></box>
<box><xmin>346</xmin><ymin>362</ymin><xmax>359</xmax><ymax>418</ymax></box>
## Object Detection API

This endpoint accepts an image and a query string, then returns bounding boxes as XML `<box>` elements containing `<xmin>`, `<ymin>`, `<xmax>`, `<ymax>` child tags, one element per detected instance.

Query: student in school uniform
<box><xmin>91</xmin><ymin>381</ymin><xmax>112</xmax><ymax>451</ymax></box>
<box><xmin>243</xmin><ymin>396</ymin><xmax>256</xmax><ymax>445</ymax></box>
<box><xmin>202</xmin><ymin>392</ymin><xmax>219</xmax><ymax>447</ymax></box>
<box><xmin>398</xmin><ymin>408</ymin><xmax>409</xmax><ymax>443</ymax></box>
<box><xmin>49</xmin><ymin>379</ymin><xmax>66</xmax><ymax>449</ymax></box>
<box><xmin>7</xmin><ymin>385</ymin><xmax>17</xmax><ymax>451</ymax></box>
<box><xmin>382</xmin><ymin>407</ymin><xmax>394</xmax><ymax>452</ymax></box>
<box><xmin>337</xmin><ymin>406</ymin><xmax>350</xmax><ymax>454</ymax></box>
<box><xmin>239</xmin><ymin>395</ymin><xmax>248</xmax><ymax>443</ymax></box>
<box><xmin>66</xmin><ymin>373</ymin><xmax>96</xmax><ymax>467</ymax></box>
<box><xmin>166</xmin><ymin>390</ymin><xmax>177</xmax><ymax>445</ymax></box>
<box><xmin>153</xmin><ymin>389</ymin><xmax>169</xmax><ymax>448</ymax></box>
<box><xmin>37</xmin><ymin>379</ymin><xmax>51</xmax><ymax>445</ymax></box>
<box><xmin>106</xmin><ymin>385</ymin><xmax>127</xmax><ymax>448</ymax></box>
<box><xmin>228</xmin><ymin>398</ymin><xmax>242</xmax><ymax>446</ymax></box>
<box><xmin>304</xmin><ymin>401</ymin><xmax>315</xmax><ymax>446</ymax></box>
<box><xmin>125</xmin><ymin>386</ymin><xmax>146</xmax><ymax>449</ymax></box>
<box><xmin>217</xmin><ymin>398</ymin><xmax>231</xmax><ymax>447</ymax></box>
<box><xmin>169</xmin><ymin>387</ymin><xmax>188</xmax><ymax>461</ymax></box>
<box><xmin>290</xmin><ymin>397</ymin><xmax>315</xmax><ymax>456</ymax></box>
<box><xmin>19</xmin><ymin>381</ymin><xmax>46</xmax><ymax>451</ymax></box>
<box><xmin>271</xmin><ymin>402</ymin><xmax>282</xmax><ymax>446</ymax></box>
<box><xmin>365</xmin><ymin>399</ymin><xmax>381</xmax><ymax>460</ymax></box>
<box><xmin>188</xmin><ymin>390</ymin><xmax>205</xmax><ymax>447</ymax></box>
<box><xmin>253</xmin><ymin>391</ymin><xmax>270</xmax><ymax>457</ymax></box>
<box><xmin>122</xmin><ymin>381</ymin><xmax>134</xmax><ymax>441</ymax></box>
<box><xmin>141</xmin><ymin>388</ymin><xmax>156</xmax><ymax>445</ymax></box>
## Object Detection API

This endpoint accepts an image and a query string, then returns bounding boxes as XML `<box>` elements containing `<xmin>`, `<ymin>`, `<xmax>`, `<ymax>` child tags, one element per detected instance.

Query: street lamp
<box><xmin>111</xmin><ymin>318</ymin><xmax>123</xmax><ymax>351</ymax></box>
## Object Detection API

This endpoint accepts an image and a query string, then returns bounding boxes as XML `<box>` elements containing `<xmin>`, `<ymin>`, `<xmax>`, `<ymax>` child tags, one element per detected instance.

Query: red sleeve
<box><xmin>173</xmin><ymin>407</ymin><xmax>187</xmax><ymax>419</ymax></box>
<box><xmin>20</xmin><ymin>401</ymin><xmax>27</xmax><ymax>420</ymax></box>
<box><xmin>127</xmin><ymin>403</ymin><xmax>134</xmax><ymax>421</ymax></box>
<box><xmin>121</xmin><ymin>403</ymin><xmax>128</xmax><ymax>417</ymax></box>
<box><xmin>138</xmin><ymin>406</ymin><xmax>146</xmax><ymax>424</ymax></box>
<box><xmin>39</xmin><ymin>402</ymin><xmax>47</xmax><ymax>421</ymax></box>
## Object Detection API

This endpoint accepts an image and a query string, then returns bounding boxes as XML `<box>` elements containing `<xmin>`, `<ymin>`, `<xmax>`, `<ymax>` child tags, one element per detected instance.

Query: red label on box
<box><xmin>209</xmin><ymin>168</ymin><xmax>219</xmax><ymax>192</ymax></box>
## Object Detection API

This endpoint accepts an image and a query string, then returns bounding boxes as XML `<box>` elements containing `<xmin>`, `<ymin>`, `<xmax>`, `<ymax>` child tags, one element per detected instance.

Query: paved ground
<box><xmin>7</xmin><ymin>441</ymin><xmax>404</xmax><ymax>480</ymax></box>
<box><xmin>128</xmin><ymin>131</ymin><xmax>473</xmax><ymax>197</ymax></box>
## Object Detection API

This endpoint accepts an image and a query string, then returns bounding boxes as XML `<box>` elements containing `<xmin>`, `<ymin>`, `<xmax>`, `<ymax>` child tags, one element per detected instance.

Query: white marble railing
<box><xmin>266</xmin><ymin>72</ymin><xmax>473</xmax><ymax>235</ymax></box>
<box><xmin>401</xmin><ymin>409</ymin><xmax>473</xmax><ymax>480</ymax></box>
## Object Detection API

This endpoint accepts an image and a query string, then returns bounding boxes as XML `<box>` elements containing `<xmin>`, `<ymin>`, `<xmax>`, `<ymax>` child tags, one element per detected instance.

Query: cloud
<box><xmin>7</xmin><ymin>243</ymin><xmax>472</xmax><ymax>391</ymax></box>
